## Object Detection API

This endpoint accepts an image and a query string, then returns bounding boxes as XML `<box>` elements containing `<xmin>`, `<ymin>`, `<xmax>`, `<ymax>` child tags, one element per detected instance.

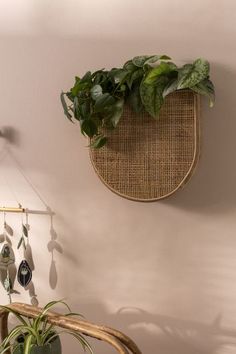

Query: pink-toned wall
<box><xmin>0</xmin><ymin>1</ymin><xmax>236</xmax><ymax>353</ymax></box>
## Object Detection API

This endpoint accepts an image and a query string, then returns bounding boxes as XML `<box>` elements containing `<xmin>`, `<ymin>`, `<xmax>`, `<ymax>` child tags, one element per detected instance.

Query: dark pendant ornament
<box><xmin>17</xmin><ymin>260</ymin><xmax>32</xmax><ymax>287</ymax></box>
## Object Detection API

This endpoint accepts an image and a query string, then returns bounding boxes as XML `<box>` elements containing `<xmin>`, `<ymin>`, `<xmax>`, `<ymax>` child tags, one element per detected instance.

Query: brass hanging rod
<box><xmin>0</xmin><ymin>207</ymin><xmax>25</xmax><ymax>213</ymax></box>
<box><xmin>0</xmin><ymin>207</ymin><xmax>54</xmax><ymax>215</ymax></box>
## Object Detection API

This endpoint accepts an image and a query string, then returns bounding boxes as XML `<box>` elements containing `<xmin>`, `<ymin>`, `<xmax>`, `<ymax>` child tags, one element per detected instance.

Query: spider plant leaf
<box><xmin>23</xmin><ymin>334</ymin><xmax>33</xmax><ymax>354</ymax></box>
<box><xmin>0</xmin><ymin>345</ymin><xmax>12</xmax><ymax>354</ymax></box>
<box><xmin>0</xmin><ymin>325</ymin><xmax>25</xmax><ymax>348</ymax></box>
<box><xmin>64</xmin><ymin>312</ymin><xmax>84</xmax><ymax>318</ymax></box>
<box><xmin>43</xmin><ymin>299</ymin><xmax>71</xmax><ymax>313</ymax></box>
<box><xmin>41</xmin><ymin>325</ymin><xmax>55</xmax><ymax>344</ymax></box>
<box><xmin>20</xmin><ymin>326</ymin><xmax>41</xmax><ymax>345</ymax></box>
<box><xmin>44</xmin><ymin>332</ymin><xmax>60</xmax><ymax>345</ymax></box>
<box><xmin>0</xmin><ymin>306</ymin><xmax>28</xmax><ymax>325</ymax></box>
<box><xmin>69</xmin><ymin>331</ymin><xmax>93</xmax><ymax>354</ymax></box>
<box><xmin>41</xmin><ymin>317</ymin><xmax>49</xmax><ymax>335</ymax></box>
<box><xmin>46</xmin><ymin>330</ymin><xmax>93</xmax><ymax>354</ymax></box>
<box><xmin>34</xmin><ymin>300</ymin><xmax>71</xmax><ymax>332</ymax></box>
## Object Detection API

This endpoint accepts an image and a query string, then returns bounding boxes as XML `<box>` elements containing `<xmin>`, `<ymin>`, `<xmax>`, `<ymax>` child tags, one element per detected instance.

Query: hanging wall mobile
<box><xmin>0</xmin><ymin>205</ymin><xmax>32</xmax><ymax>301</ymax></box>
<box><xmin>0</xmin><ymin>212</ymin><xmax>15</xmax><ymax>302</ymax></box>
<box><xmin>61</xmin><ymin>55</ymin><xmax>215</xmax><ymax>201</ymax></box>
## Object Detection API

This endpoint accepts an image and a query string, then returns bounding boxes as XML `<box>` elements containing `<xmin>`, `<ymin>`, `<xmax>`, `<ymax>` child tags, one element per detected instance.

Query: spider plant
<box><xmin>0</xmin><ymin>300</ymin><xmax>93</xmax><ymax>354</ymax></box>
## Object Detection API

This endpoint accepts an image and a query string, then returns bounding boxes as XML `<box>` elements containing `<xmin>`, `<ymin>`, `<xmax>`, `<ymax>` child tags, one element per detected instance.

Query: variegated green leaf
<box><xmin>132</xmin><ymin>55</ymin><xmax>153</xmax><ymax>67</ymax></box>
<box><xmin>109</xmin><ymin>99</ymin><xmax>124</xmax><ymax>128</ymax></box>
<box><xmin>94</xmin><ymin>93</ymin><xmax>116</xmax><ymax>112</ymax></box>
<box><xmin>144</xmin><ymin>62</ymin><xmax>177</xmax><ymax>85</ymax></box>
<box><xmin>140</xmin><ymin>77</ymin><xmax>169</xmax><ymax>118</ymax></box>
<box><xmin>127</xmin><ymin>84</ymin><xmax>143</xmax><ymax>113</ymax></box>
<box><xmin>123</xmin><ymin>60</ymin><xmax>136</xmax><ymax>72</ymax></box>
<box><xmin>91</xmin><ymin>84</ymin><xmax>103</xmax><ymax>100</ymax></box>
<box><xmin>126</xmin><ymin>68</ymin><xmax>144</xmax><ymax>90</ymax></box>
<box><xmin>163</xmin><ymin>79</ymin><xmax>178</xmax><ymax>98</ymax></box>
<box><xmin>132</xmin><ymin>55</ymin><xmax>171</xmax><ymax>67</ymax></box>
<box><xmin>90</xmin><ymin>135</ymin><xmax>107</xmax><ymax>149</ymax></box>
<box><xmin>177</xmin><ymin>58</ymin><xmax>210</xmax><ymax>89</ymax></box>
<box><xmin>191</xmin><ymin>79</ymin><xmax>215</xmax><ymax>107</ymax></box>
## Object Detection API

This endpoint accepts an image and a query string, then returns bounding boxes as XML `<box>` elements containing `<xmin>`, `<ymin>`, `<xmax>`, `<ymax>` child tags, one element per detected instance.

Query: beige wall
<box><xmin>0</xmin><ymin>0</ymin><xmax>236</xmax><ymax>353</ymax></box>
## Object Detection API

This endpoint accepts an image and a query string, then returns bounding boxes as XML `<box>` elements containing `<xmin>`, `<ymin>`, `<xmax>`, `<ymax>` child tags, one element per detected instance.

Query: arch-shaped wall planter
<box><xmin>90</xmin><ymin>90</ymin><xmax>200</xmax><ymax>202</ymax></box>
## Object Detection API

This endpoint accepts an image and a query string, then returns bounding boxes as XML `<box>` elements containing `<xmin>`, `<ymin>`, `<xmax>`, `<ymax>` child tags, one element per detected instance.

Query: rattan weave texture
<box><xmin>90</xmin><ymin>90</ymin><xmax>200</xmax><ymax>201</ymax></box>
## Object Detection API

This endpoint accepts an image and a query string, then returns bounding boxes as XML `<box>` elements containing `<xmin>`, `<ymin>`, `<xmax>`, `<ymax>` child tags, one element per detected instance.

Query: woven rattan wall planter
<box><xmin>90</xmin><ymin>90</ymin><xmax>200</xmax><ymax>201</ymax></box>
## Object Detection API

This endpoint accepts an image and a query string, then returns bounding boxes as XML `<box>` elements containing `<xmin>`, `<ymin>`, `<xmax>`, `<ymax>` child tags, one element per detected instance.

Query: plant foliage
<box><xmin>0</xmin><ymin>300</ymin><xmax>93</xmax><ymax>354</ymax></box>
<box><xmin>61</xmin><ymin>55</ymin><xmax>215</xmax><ymax>148</ymax></box>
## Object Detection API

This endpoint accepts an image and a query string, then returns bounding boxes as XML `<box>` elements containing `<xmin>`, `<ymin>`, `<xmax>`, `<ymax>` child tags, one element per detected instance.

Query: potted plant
<box><xmin>61</xmin><ymin>54</ymin><xmax>215</xmax><ymax>148</ymax></box>
<box><xmin>0</xmin><ymin>300</ymin><xmax>93</xmax><ymax>354</ymax></box>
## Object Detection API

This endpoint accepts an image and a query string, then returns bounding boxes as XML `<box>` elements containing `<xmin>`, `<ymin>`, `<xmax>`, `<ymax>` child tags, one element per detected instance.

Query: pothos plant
<box><xmin>61</xmin><ymin>55</ymin><xmax>215</xmax><ymax>148</ymax></box>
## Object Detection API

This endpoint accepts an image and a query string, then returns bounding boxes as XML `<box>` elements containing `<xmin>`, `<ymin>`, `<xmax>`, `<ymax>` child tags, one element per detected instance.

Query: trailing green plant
<box><xmin>0</xmin><ymin>300</ymin><xmax>93</xmax><ymax>354</ymax></box>
<box><xmin>61</xmin><ymin>55</ymin><xmax>215</xmax><ymax>148</ymax></box>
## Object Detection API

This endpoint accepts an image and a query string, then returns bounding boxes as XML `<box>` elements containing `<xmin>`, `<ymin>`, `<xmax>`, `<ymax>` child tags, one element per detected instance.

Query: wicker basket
<box><xmin>90</xmin><ymin>90</ymin><xmax>200</xmax><ymax>201</ymax></box>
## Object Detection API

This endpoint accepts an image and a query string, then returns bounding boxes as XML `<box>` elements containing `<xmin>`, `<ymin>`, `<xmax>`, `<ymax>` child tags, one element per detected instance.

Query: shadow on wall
<box><xmin>47</xmin><ymin>213</ymin><xmax>63</xmax><ymax>290</ymax></box>
<box><xmin>72</xmin><ymin>303</ymin><xmax>236</xmax><ymax>354</ymax></box>
<box><xmin>22</xmin><ymin>210</ymin><xmax>63</xmax><ymax>304</ymax></box>
<box><xmin>0</xmin><ymin>147</ymin><xmax>63</xmax><ymax>302</ymax></box>
<box><xmin>164</xmin><ymin>64</ymin><xmax>236</xmax><ymax>214</ymax></box>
